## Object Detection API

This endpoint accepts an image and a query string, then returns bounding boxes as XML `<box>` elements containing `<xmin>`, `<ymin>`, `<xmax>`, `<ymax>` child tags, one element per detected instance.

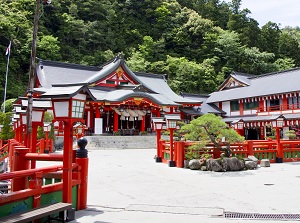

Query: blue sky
<box><xmin>224</xmin><ymin>0</ymin><xmax>300</xmax><ymax>28</ymax></box>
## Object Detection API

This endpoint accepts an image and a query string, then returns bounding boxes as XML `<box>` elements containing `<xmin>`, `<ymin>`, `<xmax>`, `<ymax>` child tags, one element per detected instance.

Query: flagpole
<box><xmin>3</xmin><ymin>41</ymin><xmax>11</xmax><ymax>113</ymax></box>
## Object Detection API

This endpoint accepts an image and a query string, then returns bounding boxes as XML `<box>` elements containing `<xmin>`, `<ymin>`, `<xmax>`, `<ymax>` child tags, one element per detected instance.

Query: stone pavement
<box><xmin>67</xmin><ymin>149</ymin><xmax>300</xmax><ymax>223</ymax></box>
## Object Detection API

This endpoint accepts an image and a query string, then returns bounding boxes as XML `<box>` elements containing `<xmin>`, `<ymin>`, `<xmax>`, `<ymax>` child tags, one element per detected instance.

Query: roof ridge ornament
<box><xmin>114</xmin><ymin>52</ymin><xmax>124</xmax><ymax>62</ymax></box>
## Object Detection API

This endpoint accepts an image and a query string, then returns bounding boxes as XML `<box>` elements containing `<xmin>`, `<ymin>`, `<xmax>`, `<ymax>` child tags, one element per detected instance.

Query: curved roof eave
<box><xmin>40</xmin><ymin>84</ymin><xmax>95</xmax><ymax>100</ymax></box>
<box><xmin>89</xmin><ymin>89</ymin><xmax>180</xmax><ymax>106</ymax></box>
<box><xmin>85</xmin><ymin>56</ymin><xmax>157</xmax><ymax>94</ymax></box>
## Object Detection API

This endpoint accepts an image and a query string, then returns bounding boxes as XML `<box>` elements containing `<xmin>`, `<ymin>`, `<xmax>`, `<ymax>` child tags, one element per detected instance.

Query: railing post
<box><xmin>76</xmin><ymin>137</ymin><xmax>89</xmax><ymax>210</ymax></box>
<box><xmin>176</xmin><ymin>141</ymin><xmax>185</xmax><ymax>168</ymax></box>
<box><xmin>29</xmin><ymin>172</ymin><xmax>43</xmax><ymax>208</ymax></box>
<box><xmin>12</xmin><ymin>147</ymin><xmax>30</xmax><ymax>191</ymax></box>
<box><xmin>155</xmin><ymin>130</ymin><xmax>162</xmax><ymax>162</ymax></box>
<box><xmin>247</xmin><ymin>140</ymin><xmax>254</xmax><ymax>156</ymax></box>
<box><xmin>159</xmin><ymin>139</ymin><xmax>165</xmax><ymax>161</ymax></box>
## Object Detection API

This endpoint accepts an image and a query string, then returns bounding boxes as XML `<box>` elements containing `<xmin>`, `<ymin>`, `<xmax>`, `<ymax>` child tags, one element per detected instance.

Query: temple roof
<box><xmin>207</xmin><ymin>68</ymin><xmax>300</xmax><ymax>103</ymax></box>
<box><xmin>36</xmin><ymin>55</ymin><xmax>201</xmax><ymax>107</ymax></box>
<box><xmin>180</xmin><ymin>93</ymin><xmax>225</xmax><ymax>115</ymax></box>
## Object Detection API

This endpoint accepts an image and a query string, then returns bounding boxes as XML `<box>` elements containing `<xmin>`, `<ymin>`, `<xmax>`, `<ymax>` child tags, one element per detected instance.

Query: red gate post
<box><xmin>176</xmin><ymin>141</ymin><xmax>185</xmax><ymax>168</ymax></box>
<box><xmin>63</xmin><ymin>120</ymin><xmax>73</xmax><ymax>204</ymax></box>
<box><xmin>75</xmin><ymin>138</ymin><xmax>89</xmax><ymax>210</ymax></box>
<box><xmin>159</xmin><ymin>139</ymin><xmax>165</xmax><ymax>161</ymax></box>
<box><xmin>12</xmin><ymin>147</ymin><xmax>30</xmax><ymax>191</ymax></box>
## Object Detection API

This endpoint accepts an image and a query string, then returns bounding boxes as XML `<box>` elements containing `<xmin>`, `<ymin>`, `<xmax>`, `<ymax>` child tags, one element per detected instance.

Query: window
<box><xmin>120</xmin><ymin>82</ymin><xmax>128</xmax><ymax>86</ymax></box>
<box><xmin>270</xmin><ymin>99</ymin><xmax>280</xmax><ymax>110</ymax></box>
<box><xmin>230</xmin><ymin>100</ymin><xmax>239</xmax><ymax>111</ymax></box>
<box><xmin>244</xmin><ymin>101</ymin><xmax>259</xmax><ymax>110</ymax></box>
<box><xmin>106</xmin><ymin>80</ymin><xmax>115</xmax><ymax>85</ymax></box>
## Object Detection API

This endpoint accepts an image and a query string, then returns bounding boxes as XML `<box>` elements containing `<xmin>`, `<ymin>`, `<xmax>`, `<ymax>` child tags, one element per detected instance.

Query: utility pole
<box><xmin>26</xmin><ymin>0</ymin><xmax>40</xmax><ymax>149</ymax></box>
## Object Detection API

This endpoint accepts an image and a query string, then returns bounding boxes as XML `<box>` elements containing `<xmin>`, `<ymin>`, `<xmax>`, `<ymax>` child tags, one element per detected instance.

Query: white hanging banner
<box><xmin>94</xmin><ymin>118</ymin><xmax>103</xmax><ymax>134</ymax></box>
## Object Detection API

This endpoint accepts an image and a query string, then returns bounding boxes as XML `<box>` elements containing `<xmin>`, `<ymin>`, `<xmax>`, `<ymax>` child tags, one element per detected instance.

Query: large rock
<box><xmin>244</xmin><ymin>156</ymin><xmax>258</xmax><ymax>170</ymax></box>
<box><xmin>189</xmin><ymin>159</ymin><xmax>201</xmax><ymax>170</ymax></box>
<box><xmin>206</xmin><ymin>159</ymin><xmax>223</xmax><ymax>172</ymax></box>
<box><xmin>207</xmin><ymin>157</ymin><xmax>245</xmax><ymax>172</ymax></box>
<box><xmin>245</xmin><ymin>160</ymin><xmax>257</xmax><ymax>169</ymax></box>
<box><xmin>222</xmin><ymin>157</ymin><xmax>245</xmax><ymax>171</ymax></box>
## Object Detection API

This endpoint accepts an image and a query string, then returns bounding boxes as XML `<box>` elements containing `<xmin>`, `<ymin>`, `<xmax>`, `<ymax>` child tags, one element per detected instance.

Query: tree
<box><xmin>0</xmin><ymin>112</ymin><xmax>14</xmax><ymax>140</ymax></box>
<box><xmin>181</xmin><ymin>114</ymin><xmax>245</xmax><ymax>157</ymax></box>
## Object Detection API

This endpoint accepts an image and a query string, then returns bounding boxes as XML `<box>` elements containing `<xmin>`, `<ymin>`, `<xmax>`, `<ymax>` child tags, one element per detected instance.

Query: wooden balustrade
<box><xmin>158</xmin><ymin>139</ymin><xmax>300</xmax><ymax>168</ymax></box>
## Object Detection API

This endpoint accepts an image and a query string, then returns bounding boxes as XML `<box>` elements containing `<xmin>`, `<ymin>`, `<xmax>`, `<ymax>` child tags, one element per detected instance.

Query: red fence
<box><xmin>0</xmin><ymin>140</ymin><xmax>88</xmax><ymax>218</ymax></box>
<box><xmin>158</xmin><ymin>139</ymin><xmax>300</xmax><ymax>168</ymax></box>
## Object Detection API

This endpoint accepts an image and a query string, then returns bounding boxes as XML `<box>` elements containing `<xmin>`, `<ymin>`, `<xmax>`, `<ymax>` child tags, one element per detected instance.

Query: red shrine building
<box><xmin>34</xmin><ymin>54</ymin><xmax>202</xmax><ymax>135</ymax></box>
<box><xmin>32</xmin><ymin>54</ymin><xmax>300</xmax><ymax>139</ymax></box>
<box><xmin>207</xmin><ymin>69</ymin><xmax>300</xmax><ymax>139</ymax></box>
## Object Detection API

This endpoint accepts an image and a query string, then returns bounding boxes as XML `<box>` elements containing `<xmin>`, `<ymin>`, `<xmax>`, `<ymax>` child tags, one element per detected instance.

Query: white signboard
<box><xmin>94</xmin><ymin>118</ymin><xmax>103</xmax><ymax>135</ymax></box>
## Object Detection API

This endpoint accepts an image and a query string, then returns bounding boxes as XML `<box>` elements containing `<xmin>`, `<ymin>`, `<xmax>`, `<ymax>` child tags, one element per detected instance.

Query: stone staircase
<box><xmin>83</xmin><ymin>135</ymin><xmax>157</xmax><ymax>150</ymax></box>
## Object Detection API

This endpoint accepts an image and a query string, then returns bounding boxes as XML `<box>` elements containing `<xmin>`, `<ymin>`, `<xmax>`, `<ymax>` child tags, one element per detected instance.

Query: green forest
<box><xmin>1</xmin><ymin>0</ymin><xmax>300</xmax><ymax>101</ymax></box>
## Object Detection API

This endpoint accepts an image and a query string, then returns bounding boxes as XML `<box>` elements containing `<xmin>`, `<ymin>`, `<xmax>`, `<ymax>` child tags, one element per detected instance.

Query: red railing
<box><xmin>158</xmin><ymin>139</ymin><xmax>300</xmax><ymax>168</ymax></box>
<box><xmin>0</xmin><ymin>140</ymin><xmax>88</xmax><ymax>218</ymax></box>
<box><xmin>257</xmin><ymin>103</ymin><xmax>300</xmax><ymax>113</ymax></box>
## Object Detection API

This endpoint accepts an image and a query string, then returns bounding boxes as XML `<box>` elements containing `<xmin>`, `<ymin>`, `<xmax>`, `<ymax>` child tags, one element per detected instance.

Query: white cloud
<box><xmin>224</xmin><ymin>0</ymin><xmax>300</xmax><ymax>27</ymax></box>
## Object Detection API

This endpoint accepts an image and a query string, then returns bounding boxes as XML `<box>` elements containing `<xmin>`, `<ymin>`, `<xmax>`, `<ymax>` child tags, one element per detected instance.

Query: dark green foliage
<box><xmin>0</xmin><ymin>0</ymin><xmax>298</xmax><ymax>100</ymax></box>
<box><xmin>0</xmin><ymin>112</ymin><xmax>14</xmax><ymax>140</ymax></box>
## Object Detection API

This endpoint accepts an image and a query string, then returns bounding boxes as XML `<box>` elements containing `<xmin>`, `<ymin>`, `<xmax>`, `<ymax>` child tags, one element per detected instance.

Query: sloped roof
<box><xmin>88</xmin><ymin>88</ymin><xmax>180</xmax><ymax>106</ymax></box>
<box><xmin>222</xmin><ymin>114</ymin><xmax>284</xmax><ymax>123</ymax></box>
<box><xmin>135</xmin><ymin>72</ymin><xmax>200</xmax><ymax>105</ymax></box>
<box><xmin>180</xmin><ymin>93</ymin><xmax>225</xmax><ymax>115</ymax></box>
<box><xmin>207</xmin><ymin>68</ymin><xmax>300</xmax><ymax>103</ymax></box>
<box><xmin>37</xmin><ymin>55</ymin><xmax>200</xmax><ymax>106</ymax></box>
<box><xmin>217</xmin><ymin>72</ymin><xmax>254</xmax><ymax>91</ymax></box>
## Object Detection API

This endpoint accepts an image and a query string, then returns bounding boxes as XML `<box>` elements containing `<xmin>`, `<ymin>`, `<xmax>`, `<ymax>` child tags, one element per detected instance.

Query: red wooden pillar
<box><xmin>282</xmin><ymin>95</ymin><xmax>288</xmax><ymax>110</ymax></box>
<box><xmin>62</xmin><ymin>120</ymin><xmax>73</xmax><ymax>204</ymax></box>
<box><xmin>76</xmin><ymin>157</ymin><xmax>89</xmax><ymax>210</ymax></box>
<box><xmin>169</xmin><ymin>129</ymin><xmax>175</xmax><ymax>167</ymax></box>
<box><xmin>259</xmin><ymin>100</ymin><xmax>264</xmax><ymax>112</ymax></box>
<box><xmin>176</xmin><ymin>141</ymin><xmax>185</xmax><ymax>168</ymax></box>
<box><xmin>89</xmin><ymin>106</ymin><xmax>94</xmax><ymax>132</ymax></box>
<box><xmin>239</xmin><ymin>101</ymin><xmax>244</xmax><ymax>116</ymax></box>
<box><xmin>141</xmin><ymin>116</ymin><xmax>145</xmax><ymax>131</ymax></box>
<box><xmin>113</xmin><ymin>111</ymin><xmax>119</xmax><ymax>132</ymax></box>
<box><xmin>156</xmin><ymin>130</ymin><xmax>162</xmax><ymax>161</ymax></box>
<box><xmin>95</xmin><ymin>104</ymin><xmax>101</xmax><ymax>118</ymax></box>
<box><xmin>159</xmin><ymin>140</ymin><xmax>165</xmax><ymax>160</ymax></box>
<box><xmin>12</xmin><ymin>147</ymin><xmax>30</xmax><ymax>191</ymax></box>
<box><xmin>276</xmin><ymin>128</ymin><xmax>283</xmax><ymax>161</ymax></box>
<box><xmin>247</xmin><ymin>140</ymin><xmax>254</xmax><ymax>156</ymax></box>
<box><xmin>29</xmin><ymin>172</ymin><xmax>42</xmax><ymax>208</ymax></box>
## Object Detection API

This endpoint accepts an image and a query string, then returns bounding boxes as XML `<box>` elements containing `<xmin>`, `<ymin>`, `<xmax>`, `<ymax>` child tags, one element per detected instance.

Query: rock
<box><xmin>189</xmin><ymin>159</ymin><xmax>201</xmax><ymax>170</ymax></box>
<box><xmin>200</xmin><ymin>165</ymin><xmax>207</xmax><ymax>171</ymax></box>
<box><xmin>247</xmin><ymin>155</ymin><xmax>258</xmax><ymax>162</ymax></box>
<box><xmin>245</xmin><ymin>160</ymin><xmax>257</xmax><ymax>169</ymax></box>
<box><xmin>184</xmin><ymin>160</ymin><xmax>190</xmax><ymax>169</ymax></box>
<box><xmin>260</xmin><ymin>159</ymin><xmax>270</xmax><ymax>167</ymax></box>
<box><xmin>206</xmin><ymin>159</ymin><xmax>223</xmax><ymax>172</ymax></box>
<box><xmin>221</xmin><ymin>157</ymin><xmax>245</xmax><ymax>171</ymax></box>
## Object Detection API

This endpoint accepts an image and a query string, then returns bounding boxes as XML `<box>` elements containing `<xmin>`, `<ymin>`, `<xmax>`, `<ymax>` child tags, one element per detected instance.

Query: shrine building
<box><xmin>207</xmin><ymin>69</ymin><xmax>300</xmax><ymax>139</ymax></box>
<box><xmin>34</xmin><ymin>54</ymin><xmax>203</xmax><ymax>135</ymax></box>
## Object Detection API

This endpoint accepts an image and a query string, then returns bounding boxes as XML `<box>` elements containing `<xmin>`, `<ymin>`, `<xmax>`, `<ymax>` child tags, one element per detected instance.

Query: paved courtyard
<box><xmin>67</xmin><ymin>148</ymin><xmax>300</xmax><ymax>222</ymax></box>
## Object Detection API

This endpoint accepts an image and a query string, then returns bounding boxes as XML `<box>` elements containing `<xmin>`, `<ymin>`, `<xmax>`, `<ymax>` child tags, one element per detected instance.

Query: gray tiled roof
<box><xmin>135</xmin><ymin>73</ymin><xmax>200</xmax><ymax>105</ymax></box>
<box><xmin>38</xmin><ymin>55</ymin><xmax>200</xmax><ymax>106</ymax></box>
<box><xmin>222</xmin><ymin>115</ymin><xmax>283</xmax><ymax>123</ymax></box>
<box><xmin>207</xmin><ymin>68</ymin><xmax>300</xmax><ymax>103</ymax></box>
<box><xmin>88</xmin><ymin>88</ymin><xmax>180</xmax><ymax>106</ymax></box>
<box><xmin>180</xmin><ymin>93</ymin><xmax>225</xmax><ymax>114</ymax></box>
<box><xmin>41</xmin><ymin>85</ymin><xmax>87</xmax><ymax>98</ymax></box>
<box><xmin>38</xmin><ymin>60</ymin><xmax>100</xmax><ymax>85</ymax></box>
